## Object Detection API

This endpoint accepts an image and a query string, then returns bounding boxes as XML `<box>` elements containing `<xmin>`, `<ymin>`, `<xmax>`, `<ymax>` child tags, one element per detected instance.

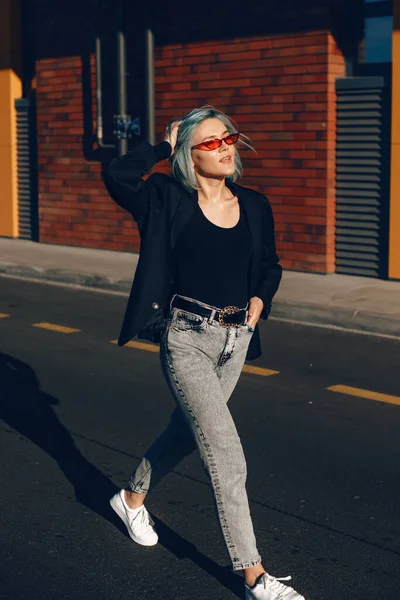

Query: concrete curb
<box><xmin>1</xmin><ymin>262</ymin><xmax>400</xmax><ymax>339</ymax></box>
<box><xmin>0</xmin><ymin>263</ymin><xmax>132</xmax><ymax>293</ymax></box>
<box><xmin>272</xmin><ymin>301</ymin><xmax>400</xmax><ymax>338</ymax></box>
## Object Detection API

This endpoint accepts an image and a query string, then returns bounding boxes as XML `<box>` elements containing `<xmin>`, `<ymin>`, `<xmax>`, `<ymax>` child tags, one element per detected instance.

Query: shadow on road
<box><xmin>0</xmin><ymin>352</ymin><xmax>244</xmax><ymax>597</ymax></box>
<box><xmin>0</xmin><ymin>351</ymin><xmax>118</xmax><ymax>517</ymax></box>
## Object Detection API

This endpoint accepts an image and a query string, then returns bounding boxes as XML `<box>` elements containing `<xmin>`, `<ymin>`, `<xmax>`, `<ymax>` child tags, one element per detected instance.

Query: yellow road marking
<box><xmin>111</xmin><ymin>339</ymin><xmax>280</xmax><ymax>375</ymax></box>
<box><xmin>0</xmin><ymin>313</ymin><xmax>10</xmax><ymax>318</ymax></box>
<box><xmin>33</xmin><ymin>322</ymin><xmax>81</xmax><ymax>334</ymax></box>
<box><xmin>327</xmin><ymin>385</ymin><xmax>400</xmax><ymax>407</ymax></box>
<box><xmin>110</xmin><ymin>339</ymin><xmax>159</xmax><ymax>353</ymax></box>
<box><xmin>242</xmin><ymin>365</ymin><xmax>279</xmax><ymax>377</ymax></box>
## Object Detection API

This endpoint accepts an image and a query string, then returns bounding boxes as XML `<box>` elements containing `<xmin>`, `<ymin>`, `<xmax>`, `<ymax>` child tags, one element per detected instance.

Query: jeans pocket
<box><xmin>170</xmin><ymin>309</ymin><xmax>207</xmax><ymax>332</ymax></box>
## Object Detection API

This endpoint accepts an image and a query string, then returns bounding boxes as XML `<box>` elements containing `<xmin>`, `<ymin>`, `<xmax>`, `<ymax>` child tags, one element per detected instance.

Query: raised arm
<box><xmin>102</xmin><ymin>120</ymin><xmax>181</xmax><ymax>227</ymax></box>
<box><xmin>101</xmin><ymin>139</ymin><xmax>172</xmax><ymax>227</ymax></box>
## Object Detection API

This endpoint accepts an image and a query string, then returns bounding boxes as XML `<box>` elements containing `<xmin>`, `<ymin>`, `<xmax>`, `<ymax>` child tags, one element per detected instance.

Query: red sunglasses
<box><xmin>191</xmin><ymin>132</ymin><xmax>240</xmax><ymax>151</ymax></box>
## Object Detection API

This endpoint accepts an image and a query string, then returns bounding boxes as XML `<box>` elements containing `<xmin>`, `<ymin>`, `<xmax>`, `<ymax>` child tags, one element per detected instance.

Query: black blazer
<box><xmin>102</xmin><ymin>139</ymin><xmax>282</xmax><ymax>361</ymax></box>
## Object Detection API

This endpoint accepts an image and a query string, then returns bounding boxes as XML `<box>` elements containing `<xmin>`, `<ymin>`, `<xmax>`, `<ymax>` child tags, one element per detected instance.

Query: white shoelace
<box><xmin>130</xmin><ymin>505</ymin><xmax>154</xmax><ymax>532</ymax></box>
<box><xmin>259</xmin><ymin>573</ymin><xmax>295</xmax><ymax>597</ymax></box>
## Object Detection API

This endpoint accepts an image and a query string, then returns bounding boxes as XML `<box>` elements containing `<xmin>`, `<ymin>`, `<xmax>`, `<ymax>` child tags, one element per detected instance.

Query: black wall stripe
<box><xmin>15</xmin><ymin>97</ymin><xmax>39</xmax><ymax>241</ymax></box>
<box><xmin>335</xmin><ymin>77</ymin><xmax>391</xmax><ymax>278</ymax></box>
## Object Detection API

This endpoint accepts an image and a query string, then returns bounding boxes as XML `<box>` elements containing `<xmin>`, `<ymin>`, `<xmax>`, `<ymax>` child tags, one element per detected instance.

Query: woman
<box><xmin>102</xmin><ymin>106</ymin><xmax>305</xmax><ymax>600</ymax></box>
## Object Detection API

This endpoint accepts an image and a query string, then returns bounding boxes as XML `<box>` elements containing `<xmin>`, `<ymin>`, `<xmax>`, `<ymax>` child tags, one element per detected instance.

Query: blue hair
<box><xmin>165</xmin><ymin>105</ymin><xmax>254</xmax><ymax>192</ymax></box>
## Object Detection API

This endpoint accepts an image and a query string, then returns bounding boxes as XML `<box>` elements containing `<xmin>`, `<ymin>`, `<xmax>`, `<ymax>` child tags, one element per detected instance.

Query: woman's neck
<box><xmin>196</xmin><ymin>177</ymin><xmax>233</xmax><ymax>205</ymax></box>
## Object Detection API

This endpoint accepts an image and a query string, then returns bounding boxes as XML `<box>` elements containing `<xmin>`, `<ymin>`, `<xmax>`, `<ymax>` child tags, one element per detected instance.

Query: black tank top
<box><xmin>172</xmin><ymin>198</ymin><xmax>252</xmax><ymax>309</ymax></box>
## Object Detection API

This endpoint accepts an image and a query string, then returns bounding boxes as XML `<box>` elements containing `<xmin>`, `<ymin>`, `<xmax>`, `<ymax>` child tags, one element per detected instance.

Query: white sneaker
<box><xmin>110</xmin><ymin>489</ymin><xmax>158</xmax><ymax>546</ymax></box>
<box><xmin>245</xmin><ymin>572</ymin><xmax>306</xmax><ymax>600</ymax></box>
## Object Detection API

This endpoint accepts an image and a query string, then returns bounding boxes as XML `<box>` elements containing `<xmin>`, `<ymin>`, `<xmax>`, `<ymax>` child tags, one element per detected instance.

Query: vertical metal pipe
<box><xmin>95</xmin><ymin>37</ymin><xmax>103</xmax><ymax>140</ymax></box>
<box><xmin>146</xmin><ymin>28</ymin><xmax>156</xmax><ymax>145</ymax></box>
<box><xmin>116</xmin><ymin>0</ymin><xmax>128</xmax><ymax>155</ymax></box>
<box><xmin>95</xmin><ymin>36</ymin><xmax>116</xmax><ymax>149</ymax></box>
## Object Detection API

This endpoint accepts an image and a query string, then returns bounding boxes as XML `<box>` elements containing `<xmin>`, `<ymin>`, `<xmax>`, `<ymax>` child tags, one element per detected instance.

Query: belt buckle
<box><xmin>218</xmin><ymin>305</ymin><xmax>240</xmax><ymax>328</ymax></box>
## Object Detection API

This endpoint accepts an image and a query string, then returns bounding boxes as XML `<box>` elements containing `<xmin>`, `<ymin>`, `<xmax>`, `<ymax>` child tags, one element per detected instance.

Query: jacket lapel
<box><xmin>226</xmin><ymin>180</ymin><xmax>261</xmax><ymax>249</ymax></box>
<box><xmin>227</xmin><ymin>181</ymin><xmax>262</xmax><ymax>294</ymax></box>
<box><xmin>170</xmin><ymin>189</ymin><xmax>198</xmax><ymax>250</ymax></box>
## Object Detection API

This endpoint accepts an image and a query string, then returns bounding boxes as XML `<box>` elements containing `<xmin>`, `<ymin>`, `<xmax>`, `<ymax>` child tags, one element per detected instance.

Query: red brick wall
<box><xmin>37</xmin><ymin>56</ymin><xmax>140</xmax><ymax>251</ymax></box>
<box><xmin>154</xmin><ymin>31</ymin><xmax>345</xmax><ymax>273</ymax></box>
<box><xmin>36</xmin><ymin>29</ymin><xmax>345</xmax><ymax>272</ymax></box>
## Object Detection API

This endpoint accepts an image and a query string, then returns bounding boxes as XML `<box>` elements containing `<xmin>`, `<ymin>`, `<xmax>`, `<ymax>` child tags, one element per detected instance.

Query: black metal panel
<box><xmin>15</xmin><ymin>97</ymin><xmax>38</xmax><ymax>240</ymax></box>
<box><xmin>335</xmin><ymin>77</ymin><xmax>391</xmax><ymax>278</ymax></box>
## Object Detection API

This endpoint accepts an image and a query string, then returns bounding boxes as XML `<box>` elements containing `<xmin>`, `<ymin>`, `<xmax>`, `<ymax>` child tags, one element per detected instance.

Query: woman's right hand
<box><xmin>164</xmin><ymin>120</ymin><xmax>182</xmax><ymax>156</ymax></box>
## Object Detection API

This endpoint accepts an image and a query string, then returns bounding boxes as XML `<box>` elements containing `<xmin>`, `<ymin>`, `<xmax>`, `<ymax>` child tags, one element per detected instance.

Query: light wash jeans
<box><xmin>129</xmin><ymin>294</ymin><xmax>262</xmax><ymax>571</ymax></box>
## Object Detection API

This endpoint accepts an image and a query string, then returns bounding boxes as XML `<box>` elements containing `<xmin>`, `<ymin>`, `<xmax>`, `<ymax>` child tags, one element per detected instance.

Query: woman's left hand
<box><xmin>247</xmin><ymin>296</ymin><xmax>264</xmax><ymax>329</ymax></box>
<box><xmin>164</xmin><ymin>120</ymin><xmax>182</xmax><ymax>156</ymax></box>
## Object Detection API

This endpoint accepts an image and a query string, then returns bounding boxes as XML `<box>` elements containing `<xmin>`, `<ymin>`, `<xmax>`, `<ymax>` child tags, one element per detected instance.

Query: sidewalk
<box><xmin>1</xmin><ymin>237</ymin><xmax>399</xmax><ymax>338</ymax></box>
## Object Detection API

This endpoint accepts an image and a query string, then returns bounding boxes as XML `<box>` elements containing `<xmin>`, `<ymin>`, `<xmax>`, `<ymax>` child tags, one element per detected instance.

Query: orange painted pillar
<box><xmin>389</xmin><ymin>0</ymin><xmax>400</xmax><ymax>279</ymax></box>
<box><xmin>0</xmin><ymin>0</ymin><xmax>22</xmax><ymax>238</ymax></box>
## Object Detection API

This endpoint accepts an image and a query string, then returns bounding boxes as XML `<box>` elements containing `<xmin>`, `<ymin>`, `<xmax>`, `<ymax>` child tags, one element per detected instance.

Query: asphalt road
<box><xmin>1</xmin><ymin>277</ymin><xmax>400</xmax><ymax>600</ymax></box>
